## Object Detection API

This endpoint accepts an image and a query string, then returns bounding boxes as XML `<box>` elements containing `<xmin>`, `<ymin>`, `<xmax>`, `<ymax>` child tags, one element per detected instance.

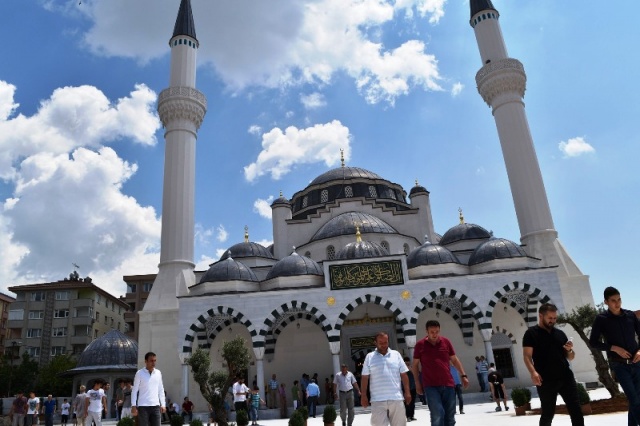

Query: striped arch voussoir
<box><xmin>334</xmin><ymin>294</ymin><xmax>409</xmax><ymax>336</ymax></box>
<box><xmin>486</xmin><ymin>282</ymin><xmax>554</xmax><ymax>328</ymax></box>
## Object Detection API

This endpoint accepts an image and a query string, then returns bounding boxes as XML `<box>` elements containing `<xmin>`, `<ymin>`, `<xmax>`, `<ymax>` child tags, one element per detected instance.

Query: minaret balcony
<box><xmin>157</xmin><ymin>86</ymin><xmax>207</xmax><ymax>128</ymax></box>
<box><xmin>475</xmin><ymin>58</ymin><xmax>526</xmax><ymax>107</ymax></box>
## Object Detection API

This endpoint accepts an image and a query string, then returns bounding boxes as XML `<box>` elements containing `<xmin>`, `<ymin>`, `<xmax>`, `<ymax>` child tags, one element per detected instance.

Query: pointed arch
<box><xmin>482</xmin><ymin>281</ymin><xmax>553</xmax><ymax>331</ymax></box>
<box><xmin>334</xmin><ymin>294</ymin><xmax>411</xmax><ymax>341</ymax></box>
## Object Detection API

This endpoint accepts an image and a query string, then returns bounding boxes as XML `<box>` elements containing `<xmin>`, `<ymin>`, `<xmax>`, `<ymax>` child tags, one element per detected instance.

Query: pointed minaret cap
<box><xmin>173</xmin><ymin>0</ymin><xmax>198</xmax><ymax>41</ymax></box>
<box><xmin>470</xmin><ymin>0</ymin><xmax>498</xmax><ymax>19</ymax></box>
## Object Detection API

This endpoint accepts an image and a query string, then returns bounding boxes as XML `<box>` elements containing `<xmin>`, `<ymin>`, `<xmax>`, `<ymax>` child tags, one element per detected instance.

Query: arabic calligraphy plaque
<box><xmin>329</xmin><ymin>260</ymin><xmax>404</xmax><ymax>290</ymax></box>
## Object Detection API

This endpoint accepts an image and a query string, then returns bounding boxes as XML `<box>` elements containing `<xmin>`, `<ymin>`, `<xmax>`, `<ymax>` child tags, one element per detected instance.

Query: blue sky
<box><xmin>0</xmin><ymin>0</ymin><xmax>638</xmax><ymax>310</ymax></box>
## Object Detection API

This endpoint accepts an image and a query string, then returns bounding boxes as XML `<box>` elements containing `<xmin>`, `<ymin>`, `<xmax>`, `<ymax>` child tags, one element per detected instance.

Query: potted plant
<box><xmin>190</xmin><ymin>420</ymin><xmax>204</xmax><ymax>426</ymax></box>
<box><xmin>576</xmin><ymin>382</ymin><xmax>592</xmax><ymax>415</ymax></box>
<box><xmin>523</xmin><ymin>387</ymin><xmax>532</xmax><ymax>410</ymax></box>
<box><xmin>289</xmin><ymin>410</ymin><xmax>305</xmax><ymax>426</ymax></box>
<box><xmin>236</xmin><ymin>409</ymin><xmax>249</xmax><ymax>426</ymax></box>
<box><xmin>322</xmin><ymin>404</ymin><xmax>337</xmax><ymax>426</ymax></box>
<box><xmin>297</xmin><ymin>406</ymin><xmax>309</xmax><ymax>426</ymax></box>
<box><xmin>170</xmin><ymin>415</ymin><xmax>184</xmax><ymax>426</ymax></box>
<box><xmin>510</xmin><ymin>387</ymin><xmax>528</xmax><ymax>416</ymax></box>
<box><xmin>117</xmin><ymin>417</ymin><xmax>135</xmax><ymax>426</ymax></box>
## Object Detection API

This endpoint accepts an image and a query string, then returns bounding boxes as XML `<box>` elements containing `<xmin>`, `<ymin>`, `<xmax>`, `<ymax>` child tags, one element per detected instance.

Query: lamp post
<box><xmin>7</xmin><ymin>340</ymin><xmax>22</xmax><ymax>397</ymax></box>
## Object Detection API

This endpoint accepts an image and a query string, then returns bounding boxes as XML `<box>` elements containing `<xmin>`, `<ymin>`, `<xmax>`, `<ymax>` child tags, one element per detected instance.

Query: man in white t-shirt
<box><xmin>85</xmin><ymin>379</ymin><xmax>107</xmax><ymax>426</ymax></box>
<box><xmin>26</xmin><ymin>392</ymin><xmax>40</xmax><ymax>426</ymax></box>
<box><xmin>232</xmin><ymin>377</ymin><xmax>250</xmax><ymax>413</ymax></box>
<box><xmin>61</xmin><ymin>399</ymin><xmax>71</xmax><ymax>426</ymax></box>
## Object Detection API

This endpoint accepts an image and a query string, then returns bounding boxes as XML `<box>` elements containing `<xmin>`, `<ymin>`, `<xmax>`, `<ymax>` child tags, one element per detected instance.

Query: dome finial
<box><xmin>340</xmin><ymin>148</ymin><xmax>345</xmax><ymax>168</ymax></box>
<box><xmin>355</xmin><ymin>223</ymin><xmax>362</xmax><ymax>243</ymax></box>
<box><xmin>458</xmin><ymin>207</ymin><xmax>465</xmax><ymax>224</ymax></box>
<box><xmin>424</xmin><ymin>234</ymin><xmax>430</xmax><ymax>243</ymax></box>
<box><xmin>291</xmin><ymin>246</ymin><xmax>297</xmax><ymax>255</ymax></box>
<box><xmin>279</xmin><ymin>190</ymin><xmax>283</xmax><ymax>197</ymax></box>
<box><xmin>244</xmin><ymin>225</ymin><xmax>249</xmax><ymax>243</ymax></box>
<box><xmin>415</xmin><ymin>179</ymin><xmax>419</xmax><ymax>186</ymax></box>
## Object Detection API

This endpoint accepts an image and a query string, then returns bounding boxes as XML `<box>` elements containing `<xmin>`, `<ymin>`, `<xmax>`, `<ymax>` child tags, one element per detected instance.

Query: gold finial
<box><xmin>458</xmin><ymin>208</ymin><xmax>464</xmax><ymax>224</ymax></box>
<box><xmin>244</xmin><ymin>225</ymin><xmax>249</xmax><ymax>243</ymax></box>
<box><xmin>340</xmin><ymin>148</ymin><xmax>345</xmax><ymax>168</ymax></box>
<box><xmin>355</xmin><ymin>223</ymin><xmax>362</xmax><ymax>243</ymax></box>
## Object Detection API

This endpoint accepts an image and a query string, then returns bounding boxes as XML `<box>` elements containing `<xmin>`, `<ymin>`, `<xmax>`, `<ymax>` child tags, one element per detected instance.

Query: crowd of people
<box><xmin>5</xmin><ymin>288</ymin><xmax>640</xmax><ymax>426</ymax></box>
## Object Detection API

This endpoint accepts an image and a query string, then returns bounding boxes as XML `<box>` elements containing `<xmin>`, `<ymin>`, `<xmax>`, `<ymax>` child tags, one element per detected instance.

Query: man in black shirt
<box><xmin>589</xmin><ymin>287</ymin><xmax>640</xmax><ymax>425</ymax></box>
<box><xmin>523</xmin><ymin>303</ymin><xmax>583</xmax><ymax>426</ymax></box>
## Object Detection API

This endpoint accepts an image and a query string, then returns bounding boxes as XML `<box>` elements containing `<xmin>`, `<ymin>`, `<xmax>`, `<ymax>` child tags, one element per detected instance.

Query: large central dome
<box><xmin>310</xmin><ymin>166</ymin><xmax>383</xmax><ymax>185</ymax></box>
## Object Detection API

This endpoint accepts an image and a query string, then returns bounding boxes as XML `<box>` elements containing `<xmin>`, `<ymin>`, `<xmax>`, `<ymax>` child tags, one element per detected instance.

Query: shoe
<box><xmin>343</xmin><ymin>422</ymin><xmax>346</xmax><ymax>426</ymax></box>
<box><xmin>460</xmin><ymin>411</ymin><xmax>464</xmax><ymax>414</ymax></box>
<box><xmin>505</xmin><ymin>406</ymin><xmax>509</xmax><ymax>411</ymax></box>
<box><xmin>495</xmin><ymin>406</ymin><xmax>502</xmax><ymax>412</ymax></box>
<box><xmin>407</xmin><ymin>418</ymin><xmax>413</xmax><ymax>422</ymax></box>
<box><xmin>410</xmin><ymin>418</ymin><xmax>417</xmax><ymax>421</ymax></box>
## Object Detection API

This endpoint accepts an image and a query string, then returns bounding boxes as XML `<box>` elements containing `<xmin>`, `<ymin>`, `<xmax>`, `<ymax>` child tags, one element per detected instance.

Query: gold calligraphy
<box><xmin>329</xmin><ymin>260</ymin><xmax>404</xmax><ymax>290</ymax></box>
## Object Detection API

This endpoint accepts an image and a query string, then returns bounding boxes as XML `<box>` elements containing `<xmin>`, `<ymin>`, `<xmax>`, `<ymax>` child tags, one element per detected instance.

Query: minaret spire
<box><xmin>173</xmin><ymin>0</ymin><xmax>197</xmax><ymax>40</ymax></box>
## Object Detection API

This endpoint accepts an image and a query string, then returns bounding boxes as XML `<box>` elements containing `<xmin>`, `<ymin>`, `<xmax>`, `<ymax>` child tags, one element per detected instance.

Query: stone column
<box><xmin>182</xmin><ymin>363</ymin><xmax>189</xmax><ymax>401</ymax></box>
<box><xmin>329</xmin><ymin>341</ymin><xmax>341</xmax><ymax>375</ymax></box>
<box><xmin>253</xmin><ymin>347</ymin><xmax>266</xmax><ymax>403</ymax></box>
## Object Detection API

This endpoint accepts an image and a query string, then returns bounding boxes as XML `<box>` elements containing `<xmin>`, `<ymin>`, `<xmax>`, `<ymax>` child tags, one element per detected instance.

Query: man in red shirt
<box><xmin>412</xmin><ymin>320</ymin><xmax>469</xmax><ymax>426</ymax></box>
<box><xmin>181</xmin><ymin>397</ymin><xmax>194</xmax><ymax>423</ymax></box>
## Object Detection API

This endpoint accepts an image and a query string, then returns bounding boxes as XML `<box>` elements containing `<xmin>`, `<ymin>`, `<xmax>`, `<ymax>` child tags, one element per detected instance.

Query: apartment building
<box><xmin>7</xmin><ymin>272</ymin><xmax>129</xmax><ymax>366</ymax></box>
<box><xmin>120</xmin><ymin>274</ymin><xmax>155</xmax><ymax>341</ymax></box>
<box><xmin>0</xmin><ymin>291</ymin><xmax>16</xmax><ymax>355</ymax></box>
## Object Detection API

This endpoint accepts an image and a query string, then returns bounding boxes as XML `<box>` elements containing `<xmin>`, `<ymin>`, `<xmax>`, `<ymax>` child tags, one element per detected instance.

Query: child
<box><xmin>249</xmin><ymin>387</ymin><xmax>265</xmax><ymax>426</ymax></box>
<box><xmin>61</xmin><ymin>399</ymin><xmax>71</xmax><ymax>426</ymax></box>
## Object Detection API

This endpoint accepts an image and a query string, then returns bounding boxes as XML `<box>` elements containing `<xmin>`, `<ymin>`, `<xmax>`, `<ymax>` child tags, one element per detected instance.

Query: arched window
<box><xmin>344</xmin><ymin>186</ymin><xmax>353</xmax><ymax>198</ymax></box>
<box><xmin>368</xmin><ymin>185</ymin><xmax>377</xmax><ymax>198</ymax></box>
<box><xmin>302</xmin><ymin>195</ymin><xmax>308</xmax><ymax>208</ymax></box>
<box><xmin>321</xmin><ymin>189</ymin><xmax>329</xmax><ymax>203</ymax></box>
<box><xmin>491</xmin><ymin>332</ymin><xmax>516</xmax><ymax>378</ymax></box>
<box><xmin>327</xmin><ymin>245</ymin><xmax>335</xmax><ymax>260</ymax></box>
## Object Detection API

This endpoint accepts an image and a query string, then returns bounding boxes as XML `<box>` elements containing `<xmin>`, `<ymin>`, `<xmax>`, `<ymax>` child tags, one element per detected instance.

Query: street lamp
<box><xmin>7</xmin><ymin>340</ymin><xmax>22</xmax><ymax>397</ymax></box>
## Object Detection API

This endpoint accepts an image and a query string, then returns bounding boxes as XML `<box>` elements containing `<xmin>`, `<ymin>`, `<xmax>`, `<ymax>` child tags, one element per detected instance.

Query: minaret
<box><xmin>470</xmin><ymin>1</ymin><xmax>592</xmax><ymax>309</ymax></box>
<box><xmin>145</xmin><ymin>0</ymin><xmax>207</xmax><ymax>311</ymax></box>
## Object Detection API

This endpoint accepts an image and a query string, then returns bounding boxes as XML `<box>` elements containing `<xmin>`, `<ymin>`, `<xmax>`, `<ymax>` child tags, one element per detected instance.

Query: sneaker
<box><xmin>410</xmin><ymin>418</ymin><xmax>417</xmax><ymax>421</ymax></box>
<box><xmin>505</xmin><ymin>406</ymin><xmax>509</xmax><ymax>411</ymax></box>
<box><xmin>495</xmin><ymin>406</ymin><xmax>502</xmax><ymax>412</ymax></box>
<box><xmin>460</xmin><ymin>411</ymin><xmax>465</xmax><ymax>414</ymax></box>
<box><xmin>407</xmin><ymin>418</ymin><xmax>413</xmax><ymax>422</ymax></box>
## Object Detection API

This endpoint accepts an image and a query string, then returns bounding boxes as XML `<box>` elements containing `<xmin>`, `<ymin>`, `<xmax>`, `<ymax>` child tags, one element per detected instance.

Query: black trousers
<box><xmin>404</xmin><ymin>389</ymin><xmax>416</xmax><ymax>418</ymax></box>
<box><xmin>137</xmin><ymin>406</ymin><xmax>161</xmax><ymax>426</ymax></box>
<box><xmin>537</xmin><ymin>378</ymin><xmax>584</xmax><ymax>426</ymax></box>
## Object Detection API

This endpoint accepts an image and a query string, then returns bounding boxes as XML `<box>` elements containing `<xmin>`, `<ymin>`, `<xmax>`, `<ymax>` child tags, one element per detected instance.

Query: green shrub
<box><xmin>322</xmin><ymin>404</ymin><xmax>337</xmax><ymax>423</ymax></box>
<box><xmin>576</xmin><ymin>382</ymin><xmax>591</xmax><ymax>405</ymax></box>
<box><xmin>117</xmin><ymin>417</ymin><xmax>135</xmax><ymax>426</ymax></box>
<box><xmin>235</xmin><ymin>409</ymin><xmax>249</xmax><ymax>426</ymax></box>
<box><xmin>510</xmin><ymin>387</ymin><xmax>528</xmax><ymax>407</ymax></box>
<box><xmin>297</xmin><ymin>406</ymin><xmax>309</xmax><ymax>420</ymax></box>
<box><xmin>170</xmin><ymin>414</ymin><xmax>184</xmax><ymax>426</ymax></box>
<box><xmin>190</xmin><ymin>419</ymin><xmax>204</xmax><ymax>426</ymax></box>
<box><xmin>289</xmin><ymin>410</ymin><xmax>305</xmax><ymax>426</ymax></box>
<box><xmin>522</xmin><ymin>387</ymin><xmax>532</xmax><ymax>402</ymax></box>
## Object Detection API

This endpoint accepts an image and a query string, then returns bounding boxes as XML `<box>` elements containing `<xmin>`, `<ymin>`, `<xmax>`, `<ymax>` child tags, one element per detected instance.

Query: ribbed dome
<box><xmin>439</xmin><ymin>223</ymin><xmax>491</xmax><ymax>245</ymax></box>
<box><xmin>407</xmin><ymin>243</ymin><xmax>460</xmax><ymax>268</ymax></box>
<box><xmin>468</xmin><ymin>238</ymin><xmax>527</xmax><ymax>265</ymax></box>
<box><xmin>199</xmin><ymin>258</ymin><xmax>259</xmax><ymax>283</ymax></box>
<box><xmin>220</xmin><ymin>242</ymin><xmax>275</xmax><ymax>260</ymax></box>
<box><xmin>271</xmin><ymin>195</ymin><xmax>290</xmax><ymax>206</ymax></box>
<box><xmin>409</xmin><ymin>185</ymin><xmax>429</xmax><ymax>196</ymax></box>
<box><xmin>312</xmin><ymin>212</ymin><xmax>397</xmax><ymax>241</ymax></box>
<box><xmin>76</xmin><ymin>329</ymin><xmax>138</xmax><ymax>368</ymax></box>
<box><xmin>336</xmin><ymin>240</ymin><xmax>390</xmax><ymax>260</ymax></box>
<box><xmin>310</xmin><ymin>166</ymin><xmax>383</xmax><ymax>186</ymax></box>
<box><xmin>266</xmin><ymin>252</ymin><xmax>324</xmax><ymax>280</ymax></box>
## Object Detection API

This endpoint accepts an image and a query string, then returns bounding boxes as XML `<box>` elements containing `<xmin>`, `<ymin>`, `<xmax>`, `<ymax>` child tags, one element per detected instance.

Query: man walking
<box><xmin>26</xmin><ymin>392</ymin><xmax>39</xmax><ymax>426</ymax></box>
<box><xmin>232</xmin><ymin>376</ymin><xmax>250</xmax><ymax>413</ymax></box>
<box><xmin>404</xmin><ymin>358</ymin><xmax>417</xmax><ymax>421</ymax></box>
<box><xmin>589</xmin><ymin>287</ymin><xmax>640</xmax><ymax>425</ymax></box>
<box><xmin>9</xmin><ymin>391</ymin><xmax>27</xmax><ymax>426</ymax></box>
<box><xmin>73</xmin><ymin>386</ymin><xmax>87</xmax><ymax>426</ymax></box>
<box><xmin>412</xmin><ymin>320</ymin><xmax>469</xmax><ymax>426</ymax></box>
<box><xmin>333</xmin><ymin>364</ymin><xmax>361</xmax><ymax>426</ymax></box>
<box><xmin>449</xmin><ymin>364</ymin><xmax>464</xmax><ymax>415</ymax></box>
<box><xmin>131</xmin><ymin>352</ymin><xmax>167</xmax><ymax>426</ymax></box>
<box><xmin>306</xmin><ymin>379</ymin><xmax>320</xmax><ymax>418</ymax></box>
<box><xmin>121</xmin><ymin>380</ymin><xmax>133</xmax><ymax>419</ymax></box>
<box><xmin>268</xmin><ymin>374</ymin><xmax>279</xmax><ymax>409</ymax></box>
<box><xmin>361</xmin><ymin>331</ymin><xmax>411</xmax><ymax>426</ymax></box>
<box><xmin>86</xmin><ymin>380</ymin><xmax>107</xmax><ymax>426</ymax></box>
<box><xmin>42</xmin><ymin>395</ymin><xmax>57</xmax><ymax>426</ymax></box>
<box><xmin>523</xmin><ymin>303</ymin><xmax>583</xmax><ymax>426</ymax></box>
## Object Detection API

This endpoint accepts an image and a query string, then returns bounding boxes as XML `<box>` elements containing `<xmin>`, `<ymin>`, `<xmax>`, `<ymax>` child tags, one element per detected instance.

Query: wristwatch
<box><xmin>461</xmin><ymin>375</ymin><xmax>468</xmax><ymax>378</ymax></box>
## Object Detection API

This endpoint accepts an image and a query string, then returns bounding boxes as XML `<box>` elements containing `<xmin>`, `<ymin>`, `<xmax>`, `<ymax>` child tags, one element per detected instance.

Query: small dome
<box><xmin>409</xmin><ymin>185</ymin><xmax>429</xmax><ymax>196</ymax></box>
<box><xmin>439</xmin><ymin>223</ymin><xmax>491</xmax><ymax>245</ymax></box>
<box><xmin>468</xmin><ymin>238</ymin><xmax>527</xmax><ymax>265</ymax></box>
<box><xmin>271</xmin><ymin>194</ymin><xmax>290</xmax><ymax>207</ymax></box>
<box><xmin>310</xmin><ymin>166</ymin><xmax>383</xmax><ymax>186</ymax></box>
<box><xmin>199</xmin><ymin>258</ymin><xmax>258</xmax><ymax>283</ymax></box>
<box><xmin>407</xmin><ymin>243</ymin><xmax>460</xmax><ymax>268</ymax></box>
<box><xmin>220</xmin><ymin>242</ymin><xmax>275</xmax><ymax>261</ymax></box>
<box><xmin>266</xmin><ymin>252</ymin><xmax>324</xmax><ymax>280</ymax></box>
<box><xmin>336</xmin><ymin>240</ymin><xmax>390</xmax><ymax>260</ymax></box>
<box><xmin>76</xmin><ymin>329</ymin><xmax>138</xmax><ymax>369</ymax></box>
<box><xmin>312</xmin><ymin>212</ymin><xmax>397</xmax><ymax>241</ymax></box>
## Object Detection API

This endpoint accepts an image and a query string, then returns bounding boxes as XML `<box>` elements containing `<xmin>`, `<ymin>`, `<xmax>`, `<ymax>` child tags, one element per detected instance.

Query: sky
<box><xmin>0</xmin><ymin>0</ymin><xmax>638</xmax><ymax>309</ymax></box>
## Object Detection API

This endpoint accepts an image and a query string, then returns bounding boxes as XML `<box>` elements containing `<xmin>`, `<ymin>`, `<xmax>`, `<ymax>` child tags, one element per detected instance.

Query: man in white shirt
<box><xmin>360</xmin><ymin>332</ymin><xmax>411</xmax><ymax>426</ymax></box>
<box><xmin>26</xmin><ymin>392</ymin><xmax>40</xmax><ymax>426</ymax></box>
<box><xmin>85</xmin><ymin>379</ymin><xmax>107</xmax><ymax>426</ymax></box>
<box><xmin>131</xmin><ymin>352</ymin><xmax>166</xmax><ymax>426</ymax></box>
<box><xmin>333</xmin><ymin>364</ymin><xmax>361</xmax><ymax>426</ymax></box>
<box><xmin>232</xmin><ymin>377</ymin><xmax>250</xmax><ymax>413</ymax></box>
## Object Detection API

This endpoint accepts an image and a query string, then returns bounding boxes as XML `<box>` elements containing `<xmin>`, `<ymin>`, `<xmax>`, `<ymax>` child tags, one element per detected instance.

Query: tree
<box><xmin>36</xmin><ymin>354</ymin><xmax>77</xmax><ymax>395</ymax></box>
<box><xmin>557</xmin><ymin>304</ymin><xmax>621</xmax><ymax>398</ymax></box>
<box><xmin>187</xmin><ymin>336</ymin><xmax>252</xmax><ymax>426</ymax></box>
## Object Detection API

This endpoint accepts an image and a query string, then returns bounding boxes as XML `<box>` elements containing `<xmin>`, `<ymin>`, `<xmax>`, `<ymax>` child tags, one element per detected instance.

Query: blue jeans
<box><xmin>611</xmin><ymin>362</ymin><xmax>640</xmax><ymax>425</ymax></box>
<box><xmin>249</xmin><ymin>406</ymin><xmax>258</xmax><ymax>422</ymax></box>
<box><xmin>425</xmin><ymin>386</ymin><xmax>456</xmax><ymax>426</ymax></box>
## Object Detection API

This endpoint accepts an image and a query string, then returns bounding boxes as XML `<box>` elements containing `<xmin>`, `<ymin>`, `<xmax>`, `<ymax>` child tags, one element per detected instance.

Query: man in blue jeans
<box><xmin>412</xmin><ymin>320</ymin><xmax>469</xmax><ymax>426</ymax></box>
<box><xmin>589</xmin><ymin>287</ymin><xmax>640</xmax><ymax>426</ymax></box>
<box><xmin>306</xmin><ymin>379</ymin><xmax>321</xmax><ymax>418</ymax></box>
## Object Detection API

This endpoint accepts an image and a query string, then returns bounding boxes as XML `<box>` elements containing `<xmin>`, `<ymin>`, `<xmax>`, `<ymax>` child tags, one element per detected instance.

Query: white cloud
<box><xmin>66</xmin><ymin>0</ymin><xmax>445</xmax><ymax>104</ymax></box>
<box><xmin>243</xmin><ymin>120</ymin><xmax>351</xmax><ymax>182</ymax></box>
<box><xmin>558</xmin><ymin>136</ymin><xmax>595</xmax><ymax>157</ymax></box>
<box><xmin>451</xmin><ymin>82</ymin><xmax>464</xmax><ymax>97</ymax></box>
<box><xmin>216</xmin><ymin>224</ymin><xmax>229</xmax><ymax>242</ymax></box>
<box><xmin>254</xmin><ymin>196</ymin><xmax>275</xmax><ymax>219</ymax></box>
<box><xmin>0</xmin><ymin>81</ymin><xmax>19</xmax><ymax>120</ymax></box>
<box><xmin>194</xmin><ymin>254</ymin><xmax>217</xmax><ymax>271</ymax></box>
<box><xmin>300</xmin><ymin>92</ymin><xmax>327</xmax><ymax>110</ymax></box>
<box><xmin>248</xmin><ymin>125</ymin><xmax>262</xmax><ymax>135</ymax></box>
<box><xmin>195</xmin><ymin>224</ymin><xmax>214</xmax><ymax>246</ymax></box>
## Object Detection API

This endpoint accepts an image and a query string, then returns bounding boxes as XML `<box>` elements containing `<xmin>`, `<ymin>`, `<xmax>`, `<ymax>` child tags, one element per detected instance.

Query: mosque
<box><xmin>137</xmin><ymin>0</ymin><xmax>597</xmax><ymax>407</ymax></box>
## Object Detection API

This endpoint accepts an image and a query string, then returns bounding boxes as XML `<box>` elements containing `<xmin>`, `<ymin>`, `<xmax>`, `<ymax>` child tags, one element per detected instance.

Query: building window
<box><xmin>327</xmin><ymin>245</ymin><xmax>335</xmax><ymax>260</ymax></box>
<box><xmin>27</xmin><ymin>347</ymin><xmax>40</xmax><ymax>357</ymax></box>
<box><xmin>54</xmin><ymin>309</ymin><xmax>69</xmax><ymax>318</ymax></box>
<box><xmin>368</xmin><ymin>185</ymin><xmax>377</xmax><ymax>198</ymax></box>
<box><xmin>8</xmin><ymin>309</ymin><xmax>24</xmax><ymax>321</ymax></box>
<box><xmin>127</xmin><ymin>284</ymin><xmax>137</xmax><ymax>293</ymax></box>
<box><xmin>302</xmin><ymin>196</ymin><xmax>308</xmax><ymax>208</ymax></box>
<box><xmin>320</xmin><ymin>190</ymin><xmax>329</xmax><ymax>203</ymax></box>
<box><xmin>387</xmin><ymin>189</ymin><xmax>397</xmax><ymax>200</ymax></box>
<box><xmin>52</xmin><ymin>327</ymin><xmax>67</xmax><ymax>337</ymax></box>
<box><xmin>143</xmin><ymin>282</ymin><xmax>153</xmax><ymax>292</ymax></box>
<box><xmin>94</xmin><ymin>329</ymin><xmax>98</xmax><ymax>339</ymax></box>
<box><xmin>104</xmin><ymin>316</ymin><xmax>108</xmax><ymax>324</ymax></box>
<box><xmin>344</xmin><ymin>186</ymin><xmax>353</xmax><ymax>198</ymax></box>
<box><xmin>27</xmin><ymin>328</ymin><xmax>42</xmax><ymax>338</ymax></box>
<box><xmin>28</xmin><ymin>311</ymin><xmax>44</xmax><ymax>320</ymax></box>
<box><xmin>96</xmin><ymin>312</ymin><xmax>100</xmax><ymax>322</ymax></box>
<box><xmin>381</xmin><ymin>241</ymin><xmax>389</xmax><ymax>251</ymax></box>
<box><xmin>55</xmin><ymin>291</ymin><xmax>70</xmax><ymax>301</ymax></box>
<box><xmin>51</xmin><ymin>346</ymin><xmax>66</xmax><ymax>356</ymax></box>
<box><xmin>31</xmin><ymin>292</ymin><xmax>45</xmax><ymax>302</ymax></box>
<box><xmin>97</xmin><ymin>294</ymin><xmax>101</xmax><ymax>304</ymax></box>
<box><xmin>403</xmin><ymin>243</ymin><xmax>410</xmax><ymax>255</ymax></box>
